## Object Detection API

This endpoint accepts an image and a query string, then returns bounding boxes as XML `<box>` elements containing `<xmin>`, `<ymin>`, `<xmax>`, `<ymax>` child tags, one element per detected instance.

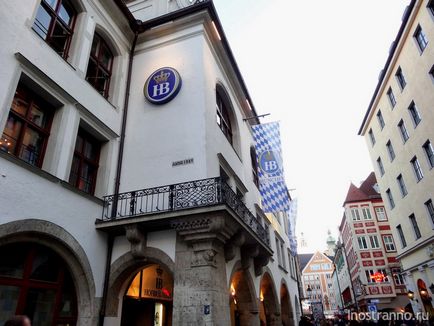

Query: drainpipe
<box><xmin>98</xmin><ymin>29</ymin><xmax>139</xmax><ymax>326</ymax></box>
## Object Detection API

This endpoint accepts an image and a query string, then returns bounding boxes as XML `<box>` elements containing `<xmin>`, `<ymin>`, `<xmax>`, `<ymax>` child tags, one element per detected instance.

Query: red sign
<box><xmin>371</xmin><ymin>272</ymin><xmax>385</xmax><ymax>283</ymax></box>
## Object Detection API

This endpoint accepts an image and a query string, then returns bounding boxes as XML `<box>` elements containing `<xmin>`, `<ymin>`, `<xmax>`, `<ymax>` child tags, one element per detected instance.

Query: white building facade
<box><xmin>0</xmin><ymin>0</ymin><xmax>300</xmax><ymax>325</ymax></box>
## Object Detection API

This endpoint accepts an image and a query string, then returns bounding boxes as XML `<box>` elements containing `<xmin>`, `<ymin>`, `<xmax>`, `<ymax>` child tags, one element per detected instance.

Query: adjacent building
<box><xmin>0</xmin><ymin>0</ymin><xmax>301</xmax><ymax>325</ymax></box>
<box><xmin>359</xmin><ymin>0</ymin><xmax>434</xmax><ymax>316</ymax></box>
<box><xmin>300</xmin><ymin>251</ymin><xmax>338</xmax><ymax>318</ymax></box>
<box><xmin>339</xmin><ymin>173</ymin><xmax>408</xmax><ymax>312</ymax></box>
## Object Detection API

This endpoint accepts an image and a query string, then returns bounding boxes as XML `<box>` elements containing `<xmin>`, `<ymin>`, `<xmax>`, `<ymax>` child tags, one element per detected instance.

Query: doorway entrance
<box><xmin>121</xmin><ymin>264</ymin><xmax>173</xmax><ymax>326</ymax></box>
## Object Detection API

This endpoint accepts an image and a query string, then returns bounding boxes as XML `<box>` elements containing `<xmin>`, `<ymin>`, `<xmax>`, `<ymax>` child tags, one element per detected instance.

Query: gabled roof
<box><xmin>343</xmin><ymin>172</ymin><xmax>381</xmax><ymax>205</ymax></box>
<box><xmin>299</xmin><ymin>253</ymin><xmax>313</xmax><ymax>271</ymax></box>
<box><xmin>301</xmin><ymin>251</ymin><xmax>334</xmax><ymax>273</ymax></box>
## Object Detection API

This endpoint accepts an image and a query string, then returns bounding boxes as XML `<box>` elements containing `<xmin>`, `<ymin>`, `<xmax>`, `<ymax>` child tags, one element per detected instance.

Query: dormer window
<box><xmin>33</xmin><ymin>0</ymin><xmax>76</xmax><ymax>59</ymax></box>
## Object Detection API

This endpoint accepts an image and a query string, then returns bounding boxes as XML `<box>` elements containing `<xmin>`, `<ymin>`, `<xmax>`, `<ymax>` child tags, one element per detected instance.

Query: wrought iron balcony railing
<box><xmin>100</xmin><ymin>177</ymin><xmax>270</xmax><ymax>246</ymax></box>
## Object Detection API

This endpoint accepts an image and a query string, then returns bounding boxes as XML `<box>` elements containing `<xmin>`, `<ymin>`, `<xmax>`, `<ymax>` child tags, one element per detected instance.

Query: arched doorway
<box><xmin>259</xmin><ymin>272</ymin><xmax>280</xmax><ymax>326</ymax></box>
<box><xmin>417</xmin><ymin>279</ymin><xmax>434</xmax><ymax>315</ymax></box>
<box><xmin>0</xmin><ymin>242</ymin><xmax>77</xmax><ymax>325</ymax></box>
<box><xmin>121</xmin><ymin>264</ymin><xmax>173</xmax><ymax>326</ymax></box>
<box><xmin>229</xmin><ymin>269</ymin><xmax>258</xmax><ymax>326</ymax></box>
<box><xmin>280</xmin><ymin>283</ymin><xmax>294</xmax><ymax>326</ymax></box>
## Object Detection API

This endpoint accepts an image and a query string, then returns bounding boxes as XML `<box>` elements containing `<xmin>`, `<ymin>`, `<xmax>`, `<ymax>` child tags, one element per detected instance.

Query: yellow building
<box><xmin>359</xmin><ymin>0</ymin><xmax>434</xmax><ymax>316</ymax></box>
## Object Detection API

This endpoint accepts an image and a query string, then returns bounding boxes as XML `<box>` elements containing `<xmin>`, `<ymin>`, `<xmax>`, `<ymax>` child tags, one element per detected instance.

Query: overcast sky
<box><xmin>213</xmin><ymin>0</ymin><xmax>410</xmax><ymax>252</ymax></box>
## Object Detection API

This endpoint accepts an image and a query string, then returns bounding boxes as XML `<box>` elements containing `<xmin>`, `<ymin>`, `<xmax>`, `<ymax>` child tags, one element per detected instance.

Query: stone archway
<box><xmin>259</xmin><ymin>272</ymin><xmax>281</xmax><ymax>326</ymax></box>
<box><xmin>280</xmin><ymin>282</ymin><xmax>295</xmax><ymax>326</ymax></box>
<box><xmin>417</xmin><ymin>279</ymin><xmax>434</xmax><ymax>315</ymax></box>
<box><xmin>106</xmin><ymin>247</ymin><xmax>175</xmax><ymax>318</ymax></box>
<box><xmin>0</xmin><ymin>219</ymin><xmax>96</xmax><ymax>326</ymax></box>
<box><xmin>229</xmin><ymin>263</ymin><xmax>259</xmax><ymax>326</ymax></box>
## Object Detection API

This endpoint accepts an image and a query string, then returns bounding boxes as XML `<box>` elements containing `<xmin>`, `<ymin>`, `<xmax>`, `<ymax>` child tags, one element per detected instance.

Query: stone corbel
<box><xmin>241</xmin><ymin>245</ymin><xmax>259</xmax><ymax>270</ymax></box>
<box><xmin>224</xmin><ymin>231</ymin><xmax>245</xmax><ymax>262</ymax></box>
<box><xmin>254</xmin><ymin>254</ymin><xmax>270</xmax><ymax>277</ymax></box>
<box><xmin>125</xmin><ymin>225</ymin><xmax>146</xmax><ymax>258</ymax></box>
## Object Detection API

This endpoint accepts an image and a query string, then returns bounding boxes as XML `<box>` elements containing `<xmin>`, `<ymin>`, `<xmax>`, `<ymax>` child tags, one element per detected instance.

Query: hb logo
<box><xmin>259</xmin><ymin>150</ymin><xmax>280</xmax><ymax>174</ymax></box>
<box><xmin>144</xmin><ymin>67</ymin><xmax>182</xmax><ymax>105</ymax></box>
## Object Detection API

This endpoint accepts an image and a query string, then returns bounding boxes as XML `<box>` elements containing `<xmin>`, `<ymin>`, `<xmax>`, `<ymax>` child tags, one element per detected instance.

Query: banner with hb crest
<box><xmin>252</xmin><ymin>122</ymin><xmax>291</xmax><ymax>213</ymax></box>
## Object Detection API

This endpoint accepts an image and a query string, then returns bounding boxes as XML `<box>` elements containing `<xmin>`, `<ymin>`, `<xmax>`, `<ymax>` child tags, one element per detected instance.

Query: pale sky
<box><xmin>213</xmin><ymin>0</ymin><xmax>410</xmax><ymax>252</ymax></box>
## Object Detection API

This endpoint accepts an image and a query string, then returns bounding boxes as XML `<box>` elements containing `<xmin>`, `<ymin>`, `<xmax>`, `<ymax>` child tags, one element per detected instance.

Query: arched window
<box><xmin>216</xmin><ymin>89</ymin><xmax>233</xmax><ymax>145</ymax></box>
<box><xmin>250</xmin><ymin>146</ymin><xmax>259</xmax><ymax>187</ymax></box>
<box><xmin>0</xmin><ymin>243</ymin><xmax>77</xmax><ymax>326</ymax></box>
<box><xmin>33</xmin><ymin>0</ymin><xmax>77</xmax><ymax>59</ymax></box>
<box><xmin>86</xmin><ymin>33</ymin><xmax>114</xmax><ymax>98</ymax></box>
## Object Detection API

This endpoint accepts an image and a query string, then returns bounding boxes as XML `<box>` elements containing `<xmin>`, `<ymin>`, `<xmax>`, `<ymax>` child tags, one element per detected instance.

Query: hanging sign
<box><xmin>144</xmin><ymin>67</ymin><xmax>182</xmax><ymax>105</ymax></box>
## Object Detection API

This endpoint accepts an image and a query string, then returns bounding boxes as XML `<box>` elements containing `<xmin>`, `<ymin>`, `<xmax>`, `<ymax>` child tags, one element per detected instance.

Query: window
<box><xmin>397</xmin><ymin>174</ymin><xmax>408</xmax><ymax>197</ymax></box>
<box><xmin>398</xmin><ymin>119</ymin><xmax>409</xmax><ymax>143</ymax></box>
<box><xmin>387</xmin><ymin>88</ymin><xmax>396</xmax><ymax>108</ymax></box>
<box><xmin>396</xmin><ymin>225</ymin><xmax>407</xmax><ymax>248</ymax></box>
<box><xmin>216</xmin><ymin>89</ymin><xmax>233</xmax><ymax>144</ymax></box>
<box><xmin>430</xmin><ymin>64</ymin><xmax>434</xmax><ymax>80</ymax></box>
<box><xmin>409</xmin><ymin>214</ymin><xmax>421</xmax><ymax>239</ymax></box>
<box><xmin>362</xmin><ymin>207</ymin><xmax>372</xmax><ymax>220</ymax></box>
<box><xmin>369</xmin><ymin>235</ymin><xmax>380</xmax><ymax>249</ymax></box>
<box><xmin>0</xmin><ymin>84</ymin><xmax>54</xmax><ymax>167</ymax></box>
<box><xmin>250</xmin><ymin>146</ymin><xmax>259</xmax><ymax>187</ymax></box>
<box><xmin>33</xmin><ymin>0</ymin><xmax>76</xmax><ymax>59</ymax></box>
<box><xmin>414</xmin><ymin>25</ymin><xmax>428</xmax><ymax>52</ymax></box>
<box><xmin>375</xmin><ymin>207</ymin><xmax>387</xmax><ymax>221</ymax></box>
<box><xmin>425</xmin><ymin>199</ymin><xmax>434</xmax><ymax>225</ymax></box>
<box><xmin>85</xmin><ymin>34</ymin><xmax>113</xmax><ymax>98</ymax></box>
<box><xmin>392</xmin><ymin>268</ymin><xmax>404</xmax><ymax>286</ymax></box>
<box><xmin>395</xmin><ymin>67</ymin><xmax>407</xmax><ymax>90</ymax></box>
<box><xmin>376</xmin><ymin>110</ymin><xmax>385</xmax><ymax>129</ymax></box>
<box><xmin>383</xmin><ymin>235</ymin><xmax>396</xmax><ymax>252</ymax></box>
<box><xmin>0</xmin><ymin>243</ymin><xmax>77</xmax><ymax>326</ymax></box>
<box><xmin>351</xmin><ymin>208</ymin><xmax>361</xmax><ymax>221</ymax></box>
<box><xmin>357</xmin><ymin>236</ymin><xmax>368</xmax><ymax>250</ymax></box>
<box><xmin>386</xmin><ymin>140</ymin><xmax>395</xmax><ymax>162</ymax></box>
<box><xmin>386</xmin><ymin>189</ymin><xmax>395</xmax><ymax>209</ymax></box>
<box><xmin>365</xmin><ymin>270</ymin><xmax>375</xmax><ymax>283</ymax></box>
<box><xmin>377</xmin><ymin>157</ymin><xmax>385</xmax><ymax>176</ymax></box>
<box><xmin>368</xmin><ymin>128</ymin><xmax>375</xmax><ymax>146</ymax></box>
<box><xmin>411</xmin><ymin>156</ymin><xmax>424</xmax><ymax>181</ymax></box>
<box><xmin>423</xmin><ymin>140</ymin><xmax>434</xmax><ymax>168</ymax></box>
<box><xmin>408</xmin><ymin>102</ymin><xmax>422</xmax><ymax>127</ymax></box>
<box><xmin>69</xmin><ymin>129</ymin><xmax>101</xmax><ymax>194</ymax></box>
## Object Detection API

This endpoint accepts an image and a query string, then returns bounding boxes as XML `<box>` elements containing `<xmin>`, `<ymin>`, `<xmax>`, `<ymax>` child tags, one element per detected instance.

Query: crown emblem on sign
<box><xmin>153</xmin><ymin>70</ymin><xmax>171</xmax><ymax>84</ymax></box>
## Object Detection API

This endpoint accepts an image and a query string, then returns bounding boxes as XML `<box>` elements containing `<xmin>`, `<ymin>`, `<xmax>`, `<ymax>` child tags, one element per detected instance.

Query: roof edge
<box><xmin>358</xmin><ymin>0</ymin><xmax>417</xmax><ymax>135</ymax></box>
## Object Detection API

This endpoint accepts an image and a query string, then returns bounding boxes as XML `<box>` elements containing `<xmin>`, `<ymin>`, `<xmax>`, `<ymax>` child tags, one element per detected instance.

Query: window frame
<box><xmin>68</xmin><ymin>128</ymin><xmax>101</xmax><ymax>195</ymax></box>
<box><xmin>397</xmin><ymin>174</ymin><xmax>408</xmax><ymax>197</ymax></box>
<box><xmin>382</xmin><ymin>235</ymin><xmax>396</xmax><ymax>252</ymax></box>
<box><xmin>351</xmin><ymin>208</ymin><xmax>361</xmax><ymax>221</ymax></box>
<box><xmin>409</xmin><ymin>214</ymin><xmax>422</xmax><ymax>239</ymax></box>
<box><xmin>85</xmin><ymin>33</ymin><xmax>114</xmax><ymax>99</ymax></box>
<box><xmin>361</xmin><ymin>207</ymin><xmax>372</xmax><ymax>220</ymax></box>
<box><xmin>357</xmin><ymin>236</ymin><xmax>368</xmax><ymax>250</ymax></box>
<box><xmin>408</xmin><ymin>102</ymin><xmax>422</xmax><ymax>127</ymax></box>
<box><xmin>375</xmin><ymin>206</ymin><xmax>387</xmax><ymax>221</ymax></box>
<box><xmin>396</xmin><ymin>224</ymin><xmax>407</xmax><ymax>248</ymax></box>
<box><xmin>425</xmin><ymin>199</ymin><xmax>434</xmax><ymax>226</ymax></box>
<box><xmin>32</xmin><ymin>0</ymin><xmax>77</xmax><ymax>60</ymax></box>
<box><xmin>411</xmin><ymin>156</ymin><xmax>424</xmax><ymax>182</ymax></box>
<box><xmin>250</xmin><ymin>146</ymin><xmax>259</xmax><ymax>187</ymax></box>
<box><xmin>386</xmin><ymin>140</ymin><xmax>395</xmax><ymax>162</ymax></box>
<box><xmin>414</xmin><ymin>25</ymin><xmax>428</xmax><ymax>53</ymax></box>
<box><xmin>422</xmin><ymin>140</ymin><xmax>434</xmax><ymax>169</ymax></box>
<box><xmin>369</xmin><ymin>235</ymin><xmax>380</xmax><ymax>249</ymax></box>
<box><xmin>386</xmin><ymin>188</ymin><xmax>395</xmax><ymax>209</ymax></box>
<box><xmin>398</xmin><ymin>119</ymin><xmax>409</xmax><ymax>143</ymax></box>
<box><xmin>387</xmin><ymin>88</ymin><xmax>396</xmax><ymax>108</ymax></box>
<box><xmin>377</xmin><ymin>157</ymin><xmax>385</xmax><ymax>176</ymax></box>
<box><xmin>216</xmin><ymin>89</ymin><xmax>233</xmax><ymax>145</ymax></box>
<box><xmin>376</xmin><ymin>110</ymin><xmax>385</xmax><ymax>130</ymax></box>
<box><xmin>1</xmin><ymin>84</ymin><xmax>54</xmax><ymax>168</ymax></box>
<box><xmin>395</xmin><ymin>67</ymin><xmax>407</xmax><ymax>90</ymax></box>
<box><xmin>368</xmin><ymin>128</ymin><xmax>376</xmax><ymax>146</ymax></box>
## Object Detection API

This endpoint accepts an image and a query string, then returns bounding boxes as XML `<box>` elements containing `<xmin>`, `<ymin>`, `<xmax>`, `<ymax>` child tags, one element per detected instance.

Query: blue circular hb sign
<box><xmin>259</xmin><ymin>150</ymin><xmax>281</xmax><ymax>175</ymax></box>
<box><xmin>144</xmin><ymin>67</ymin><xmax>182</xmax><ymax>105</ymax></box>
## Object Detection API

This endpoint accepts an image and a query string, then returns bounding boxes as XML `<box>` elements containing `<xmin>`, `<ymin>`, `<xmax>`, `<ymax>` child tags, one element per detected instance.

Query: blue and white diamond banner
<box><xmin>252</xmin><ymin>122</ymin><xmax>291</xmax><ymax>213</ymax></box>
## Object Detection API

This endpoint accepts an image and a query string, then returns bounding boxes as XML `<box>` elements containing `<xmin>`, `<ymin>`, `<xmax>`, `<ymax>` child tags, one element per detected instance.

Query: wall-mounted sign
<box><xmin>172</xmin><ymin>158</ymin><xmax>194</xmax><ymax>167</ymax></box>
<box><xmin>144</xmin><ymin>67</ymin><xmax>182</xmax><ymax>105</ymax></box>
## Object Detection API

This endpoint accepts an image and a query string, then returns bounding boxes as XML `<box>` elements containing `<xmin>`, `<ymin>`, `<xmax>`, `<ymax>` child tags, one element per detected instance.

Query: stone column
<box><xmin>171</xmin><ymin>214</ymin><xmax>236</xmax><ymax>326</ymax></box>
<box><xmin>404</xmin><ymin>272</ymin><xmax>422</xmax><ymax>313</ymax></box>
<box><xmin>238</xmin><ymin>309</ymin><xmax>260</xmax><ymax>326</ymax></box>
